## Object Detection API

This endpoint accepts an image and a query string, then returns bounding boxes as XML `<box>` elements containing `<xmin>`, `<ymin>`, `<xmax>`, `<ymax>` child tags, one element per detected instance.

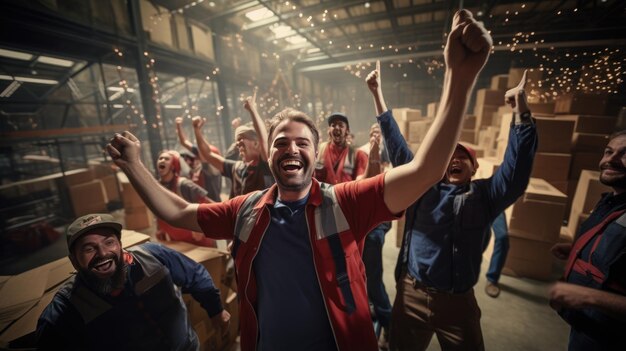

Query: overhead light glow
<box><xmin>245</xmin><ymin>8</ymin><xmax>274</xmax><ymax>21</ymax></box>
<box><xmin>307</xmin><ymin>48</ymin><xmax>320</xmax><ymax>54</ymax></box>
<box><xmin>270</xmin><ymin>24</ymin><xmax>295</xmax><ymax>39</ymax></box>
<box><xmin>285</xmin><ymin>35</ymin><xmax>307</xmax><ymax>44</ymax></box>
<box><xmin>0</xmin><ymin>48</ymin><xmax>33</xmax><ymax>61</ymax></box>
<box><xmin>0</xmin><ymin>74</ymin><xmax>57</xmax><ymax>85</ymax></box>
<box><xmin>108</xmin><ymin>86</ymin><xmax>136</xmax><ymax>92</ymax></box>
<box><xmin>37</xmin><ymin>56</ymin><xmax>74</xmax><ymax>67</ymax></box>
<box><xmin>165</xmin><ymin>104</ymin><xmax>183</xmax><ymax>109</ymax></box>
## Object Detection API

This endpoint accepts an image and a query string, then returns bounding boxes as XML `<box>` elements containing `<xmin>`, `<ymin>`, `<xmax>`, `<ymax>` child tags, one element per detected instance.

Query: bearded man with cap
<box><xmin>192</xmin><ymin>91</ymin><xmax>274</xmax><ymax>199</ymax></box>
<box><xmin>36</xmin><ymin>213</ymin><xmax>229</xmax><ymax>350</ymax></box>
<box><xmin>367</xmin><ymin>63</ymin><xmax>538</xmax><ymax>350</ymax></box>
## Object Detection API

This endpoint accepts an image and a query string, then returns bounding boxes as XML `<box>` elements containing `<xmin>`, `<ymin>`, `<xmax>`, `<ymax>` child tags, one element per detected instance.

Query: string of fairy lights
<box><xmin>117</xmin><ymin>0</ymin><xmax>623</xmax><ymax>133</ymax></box>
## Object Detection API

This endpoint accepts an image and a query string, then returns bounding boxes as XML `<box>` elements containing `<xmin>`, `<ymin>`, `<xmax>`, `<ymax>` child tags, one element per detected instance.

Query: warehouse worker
<box><xmin>368</xmin><ymin>59</ymin><xmax>537</xmax><ymax>349</ymax></box>
<box><xmin>155</xmin><ymin>150</ymin><xmax>215</xmax><ymax>247</ymax></box>
<box><xmin>549</xmin><ymin>130</ymin><xmax>626</xmax><ymax>351</ymax></box>
<box><xmin>106</xmin><ymin>9</ymin><xmax>492</xmax><ymax>351</ymax></box>
<box><xmin>193</xmin><ymin>90</ymin><xmax>274</xmax><ymax>199</ymax></box>
<box><xmin>36</xmin><ymin>213</ymin><xmax>229</xmax><ymax>350</ymax></box>
<box><xmin>175</xmin><ymin>116</ymin><xmax>223</xmax><ymax>202</ymax></box>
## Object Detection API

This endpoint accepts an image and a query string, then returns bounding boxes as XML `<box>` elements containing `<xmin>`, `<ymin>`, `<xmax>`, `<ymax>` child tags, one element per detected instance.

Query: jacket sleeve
<box><xmin>377</xmin><ymin>109</ymin><xmax>414</xmax><ymax>167</ymax></box>
<box><xmin>143</xmin><ymin>243</ymin><xmax>224</xmax><ymax>317</ymax></box>
<box><xmin>486</xmin><ymin>120</ymin><xmax>538</xmax><ymax>214</ymax></box>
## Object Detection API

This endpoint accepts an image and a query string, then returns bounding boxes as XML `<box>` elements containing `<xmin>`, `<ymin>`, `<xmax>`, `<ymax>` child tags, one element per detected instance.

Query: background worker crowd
<box><xmin>104</xmin><ymin>9</ymin><xmax>492</xmax><ymax>351</ymax></box>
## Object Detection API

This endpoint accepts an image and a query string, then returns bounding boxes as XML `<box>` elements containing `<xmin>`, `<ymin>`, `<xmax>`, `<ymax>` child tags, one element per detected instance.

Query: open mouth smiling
<box><xmin>281</xmin><ymin>159</ymin><xmax>303</xmax><ymax>173</ymax></box>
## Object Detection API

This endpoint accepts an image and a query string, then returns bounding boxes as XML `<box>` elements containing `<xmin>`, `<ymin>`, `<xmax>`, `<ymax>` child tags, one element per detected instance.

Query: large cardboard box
<box><xmin>407</xmin><ymin>120</ymin><xmax>432</xmax><ymax>143</ymax></box>
<box><xmin>124</xmin><ymin>206</ymin><xmax>153</xmax><ymax>230</ymax></box>
<box><xmin>68</xmin><ymin>180</ymin><xmax>107</xmax><ymax>217</ymax></box>
<box><xmin>534</xmin><ymin>117</ymin><xmax>575</xmax><ymax>153</ymax></box>
<box><xmin>427</xmin><ymin>102</ymin><xmax>439</xmax><ymax>117</ymax></box>
<box><xmin>555</xmin><ymin>114</ymin><xmax>616</xmax><ymax>134</ymax></box>
<box><xmin>393</xmin><ymin>108</ymin><xmax>422</xmax><ymax>140</ymax></box>
<box><xmin>503</xmin><ymin>233</ymin><xmax>554</xmax><ymax>281</ymax></box>
<box><xmin>572</xmin><ymin>133</ymin><xmax>610</xmax><ymax>152</ymax></box>
<box><xmin>554</xmin><ymin>93</ymin><xmax>609</xmax><ymax>115</ymax></box>
<box><xmin>490</xmin><ymin>74</ymin><xmax>508</xmax><ymax>90</ymax></box>
<box><xmin>475</xmin><ymin>89</ymin><xmax>505</xmax><ymax>107</ymax></box>
<box><xmin>523</xmin><ymin>178</ymin><xmax>568</xmax><ymax>204</ymax></box>
<box><xmin>567</xmin><ymin>170</ymin><xmax>611</xmax><ymax>236</ymax></box>
<box><xmin>531</xmin><ymin>153</ymin><xmax>571</xmax><ymax>181</ymax></box>
<box><xmin>475</xmin><ymin>157</ymin><xmax>501</xmax><ymax>180</ymax></box>
<box><xmin>63</xmin><ymin>168</ymin><xmax>94</xmax><ymax>187</ymax></box>
<box><xmin>121</xmin><ymin>181</ymin><xmax>145</xmax><ymax>208</ymax></box>
<box><xmin>100</xmin><ymin>174</ymin><xmax>120</xmax><ymax>203</ymax></box>
<box><xmin>477</xmin><ymin>126</ymin><xmax>499</xmax><ymax>152</ymax></box>
<box><xmin>460</xmin><ymin>129</ymin><xmax>476</xmax><ymax>144</ymax></box>
<box><xmin>474</xmin><ymin>104</ymin><xmax>500</xmax><ymax>128</ymax></box>
<box><xmin>463</xmin><ymin>115</ymin><xmax>477</xmax><ymax>130</ymax></box>
<box><xmin>506</xmin><ymin>199</ymin><xmax>565</xmax><ymax>243</ymax></box>
<box><xmin>569</xmin><ymin>152</ymin><xmax>601</xmax><ymax>180</ymax></box>
<box><xmin>528</xmin><ymin>102</ymin><xmax>555</xmax><ymax>115</ymax></box>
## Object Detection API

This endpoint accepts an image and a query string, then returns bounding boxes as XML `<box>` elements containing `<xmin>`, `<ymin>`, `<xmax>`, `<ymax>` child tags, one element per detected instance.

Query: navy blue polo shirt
<box><xmin>253</xmin><ymin>194</ymin><xmax>337</xmax><ymax>351</ymax></box>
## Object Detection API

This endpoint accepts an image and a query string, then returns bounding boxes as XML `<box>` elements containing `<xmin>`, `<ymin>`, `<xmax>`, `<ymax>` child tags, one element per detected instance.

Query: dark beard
<box><xmin>78</xmin><ymin>254</ymin><xmax>127</xmax><ymax>296</ymax></box>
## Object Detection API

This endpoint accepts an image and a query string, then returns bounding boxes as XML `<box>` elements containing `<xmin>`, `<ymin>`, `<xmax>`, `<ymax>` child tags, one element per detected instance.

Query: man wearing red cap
<box><xmin>367</xmin><ymin>63</ymin><xmax>538</xmax><ymax>350</ymax></box>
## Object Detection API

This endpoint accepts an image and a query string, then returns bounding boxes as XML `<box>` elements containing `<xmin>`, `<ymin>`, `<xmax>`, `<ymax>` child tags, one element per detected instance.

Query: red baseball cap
<box><xmin>456</xmin><ymin>143</ymin><xmax>479</xmax><ymax>169</ymax></box>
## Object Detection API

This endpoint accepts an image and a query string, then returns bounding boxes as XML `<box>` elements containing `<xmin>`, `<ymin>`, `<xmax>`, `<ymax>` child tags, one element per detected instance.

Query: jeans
<box><xmin>486</xmin><ymin>212</ymin><xmax>509</xmax><ymax>284</ymax></box>
<box><xmin>363</xmin><ymin>222</ymin><xmax>392</xmax><ymax>329</ymax></box>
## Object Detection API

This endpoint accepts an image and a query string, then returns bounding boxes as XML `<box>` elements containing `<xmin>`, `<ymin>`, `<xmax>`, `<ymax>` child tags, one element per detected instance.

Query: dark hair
<box><xmin>609</xmin><ymin>130</ymin><xmax>626</xmax><ymax>141</ymax></box>
<box><xmin>267</xmin><ymin>108</ymin><xmax>320</xmax><ymax>151</ymax></box>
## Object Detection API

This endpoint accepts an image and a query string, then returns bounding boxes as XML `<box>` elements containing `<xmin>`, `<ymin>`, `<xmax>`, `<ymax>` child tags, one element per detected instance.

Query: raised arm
<box><xmin>175</xmin><ymin>116</ymin><xmax>195</xmax><ymax>152</ymax></box>
<box><xmin>244</xmin><ymin>88</ymin><xmax>269</xmax><ymax>160</ymax></box>
<box><xmin>487</xmin><ymin>70</ymin><xmax>538</xmax><ymax>214</ymax></box>
<box><xmin>106</xmin><ymin>131</ymin><xmax>201</xmax><ymax>231</ymax></box>
<box><xmin>382</xmin><ymin>9</ymin><xmax>492</xmax><ymax>214</ymax></box>
<box><xmin>366</xmin><ymin>60</ymin><xmax>388</xmax><ymax>116</ymax></box>
<box><xmin>192</xmin><ymin>116</ymin><xmax>226</xmax><ymax>173</ymax></box>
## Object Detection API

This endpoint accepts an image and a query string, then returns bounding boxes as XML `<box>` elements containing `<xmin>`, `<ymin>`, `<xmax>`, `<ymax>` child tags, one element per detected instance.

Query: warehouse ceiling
<box><xmin>152</xmin><ymin>0</ymin><xmax>626</xmax><ymax>74</ymax></box>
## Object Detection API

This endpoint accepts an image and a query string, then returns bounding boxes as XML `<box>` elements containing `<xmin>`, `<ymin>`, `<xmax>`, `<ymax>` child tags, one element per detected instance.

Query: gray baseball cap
<box><xmin>66</xmin><ymin>213</ymin><xmax>122</xmax><ymax>249</ymax></box>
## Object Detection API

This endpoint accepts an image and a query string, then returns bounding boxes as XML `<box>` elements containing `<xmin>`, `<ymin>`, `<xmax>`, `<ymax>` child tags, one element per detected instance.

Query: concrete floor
<box><xmin>381</xmin><ymin>222</ymin><xmax>570</xmax><ymax>351</ymax></box>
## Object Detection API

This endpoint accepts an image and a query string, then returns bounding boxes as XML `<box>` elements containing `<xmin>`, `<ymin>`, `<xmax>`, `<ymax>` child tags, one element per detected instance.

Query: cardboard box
<box><xmin>572</xmin><ymin>133</ymin><xmax>610</xmax><ymax>152</ymax></box>
<box><xmin>427</xmin><ymin>102</ymin><xmax>439</xmax><ymax>117</ymax></box>
<box><xmin>531</xmin><ymin>153</ymin><xmax>571</xmax><ymax>181</ymax></box>
<box><xmin>506</xmin><ymin>199</ymin><xmax>565</xmax><ymax>243</ymax></box>
<box><xmin>475</xmin><ymin>157</ymin><xmax>501</xmax><ymax>180</ymax></box>
<box><xmin>555</xmin><ymin>114</ymin><xmax>616</xmax><ymax>134</ymax></box>
<box><xmin>475</xmin><ymin>89</ymin><xmax>505</xmax><ymax>107</ymax></box>
<box><xmin>124</xmin><ymin>206</ymin><xmax>153</xmax><ymax>230</ymax></box>
<box><xmin>569</xmin><ymin>152</ymin><xmax>601</xmax><ymax>180</ymax></box>
<box><xmin>523</xmin><ymin>178</ymin><xmax>568</xmax><ymax>204</ymax></box>
<box><xmin>528</xmin><ymin>102</ymin><xmax>555</xmax><ymax>115</ymax></box>
<box><xmin>490</xmin><ymin>74</ymin><xmax>508</xmax><ymax>90</ymax></box>
<box><xmin>63</xmin><ymin>168</ymin><xmax>94</xmax><ymax>187</ymax></box>
<box><xmin>534</xmin><ymin>117</ymin><xmax>575</xmax><ymax>153</ymax></box>
<box><xmin>503</xmin><ymin>234</ymin><xmax>554</xmax><ymax>281</ymax></box>
<box><xmin>121</xmin><ymin>181</ymin><xmax>145</xmax><ymax>208</ymax></box>
<box><xmin>460</xmin><ymin>129</ymin><xmax>476</xmax><ymax>144</ymax></box>
<box><xmin>100</xmin><ymin>174</ymin><xmax>120</xmax><ymax>203</ymax></box>
<box><xmin>566</xmin><ymin>170</ymin><xmax>611</xmax><ymax>236</ymax></box>
<box><xmin>395</xmin><ymin>216</ymin><xmax>406</xmax><ymax>248</ymax></box>
<box><xmin>474</xmin><ymin>104</ymin><xmax>500</xmax><ymax>128</ymax></box>
<box><xmin>477</xmin><ymin>126</ymin><xmax>499</xmax><ymax>151</ymax></box>
<box><xmin>68</xmin><ymin>180</ymin><xmax>107</xmax><ymax>217</ymax></box>
<box><xmin>407</xmin><ymin>120</ymin><xmax>432</xmax><ymax>143</ymax></box>
<box><xmin>554</xmin><ymin>93</ymin><xmax>609</xmax><ymax>115</ymax></box>
<box><xmin>549</xmin><ymin>180</ymin><xmax>569</xmax><ymax>196</ymax></box>
<box><xmin>463</xmin><ymin>115</ymin><xmax>477</xmax><ymax>130</ymax></box>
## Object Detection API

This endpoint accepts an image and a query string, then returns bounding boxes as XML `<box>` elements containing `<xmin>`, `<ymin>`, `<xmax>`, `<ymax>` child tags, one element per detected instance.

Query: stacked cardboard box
<box><xmin>393</xmin><ymin>108</ymin><xmax>422</xmax><ymax>141</ymax></box>
<box><xmin>555</xmin><ymin>93</ymin><xmax>609</xmax><ymax>116</ymax></box>
<box><xmin>426</xmin><ymin>102</ymin><xmax>439</xmax><ymax>117</ymax></box>
<box><xmin>118</xmin><ymin>173</ymin><xmax>153</xmax><ymax>230</ymax></box>
<box><xmin>564</xmin><ymin>170</ymin><xmax>612</xmax><ymax>240</ymax></box>
<box><xmin>503</xmin><ymin>178</ymin><xmax>567</xmax><ymax>280</ymax></box>
<box><xmin>163</xmin><ymin>241</ymin><xmax>238</xmax><ymax>351</ymax></box>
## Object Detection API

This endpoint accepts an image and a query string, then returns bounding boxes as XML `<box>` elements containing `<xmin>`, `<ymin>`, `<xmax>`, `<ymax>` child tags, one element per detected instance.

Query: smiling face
<box><xmin>269</xmin><ymin>119</ymin><xmax>317</xmax><ymax>200</ymax></box>
<box><xmin>329</xmin><ymin>120</ymin><xmax>349</xmax><ymax>147</ymax></box>
<box><xmin>445</xmin><ymin>147</ymin><xmax>476</xmax><ymax>186</ymax></box>
<box><xmin>70</xmin><ymin>229</ymin><xmax>126</xmax><ymax>295</ymax></box>
<box><xmin>599</xmin><ymin>134</ymin><xmax>626</xmax><ymax>194</ymax></box>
